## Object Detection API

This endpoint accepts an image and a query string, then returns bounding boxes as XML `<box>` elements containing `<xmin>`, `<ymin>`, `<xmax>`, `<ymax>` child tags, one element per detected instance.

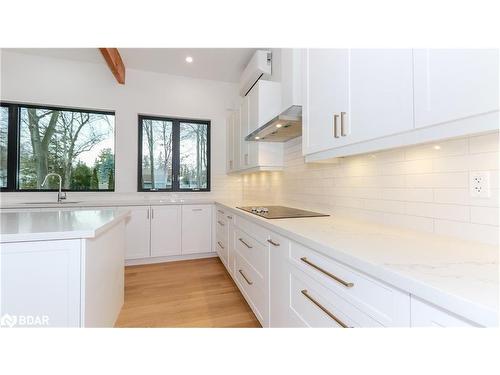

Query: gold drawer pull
<box><xmin>217</xmin><ymin>241</ymin><xmax>224</xmax><ymax>249</ymax></box>
<box><xmin>239</xmin><ymin>269</ymin><xmax>253</xmax><ymax>285</ymax></box>
<box><xmin>238</xmin><ymin>238</ymin><xmax>252</xmax><ymax>248</ymax></box>
<box><xmin>301</xmin><ymin>289</ymin><xmax>349</xmax><ymax>328</ymax></box>
<box><xmin>217</xmin><ymin>220</ymin><xmax>225</xmax><ymax>226</ymax></box>
<box><xmin>267</xmin><ymin>239</ymin><xmax>280</xmax><ymax>246</ymax></box>
<box><xmin>300</xmin><ymin>257</ymin><xmax>354</xmax><ymax>288</ymax></box>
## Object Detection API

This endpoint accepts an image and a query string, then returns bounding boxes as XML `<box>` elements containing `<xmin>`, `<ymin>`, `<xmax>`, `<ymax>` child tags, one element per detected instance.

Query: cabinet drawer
<box><xmin>410</xmin><ymin>297</ymin><xmax>478</xmax><ymax>327</ymax></box>
<box><xmin>234</xmin><ymin>250</ymin><xmax>267</xmax><ymax>325</ymax></box>
<box><xmin>234</xmin><ymin>228</ymin><xmax>267</xmax><ymax>278</ymax></box>
<box><xmin>289</xmin><ymin>265</ymin><xmax>382</xmax><ymax>328</ymax></box>
<box><xmin>234</xmin><ymin>214</ymin><xmax>269</xmax><ymax>246</ymax></box>
<box><xmin>290</xmin><ymin>241</ymin><xmax>409</xmax><ymax>326</ymax></box>
<box><xmin>216</xmin><ymin>238</ymin><xmax>228</xmax><ymax>266</ymax></box>
<box><xmin>216</xmin><ymin>214</ymin><xmax>228</xmax><ymax>239</ymax></box>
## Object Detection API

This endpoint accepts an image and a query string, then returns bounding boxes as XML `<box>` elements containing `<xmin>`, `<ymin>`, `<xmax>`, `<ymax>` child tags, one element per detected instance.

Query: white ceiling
<box><xmin>5</xmin><ymin>48</ymin><xmax>259</xmax><ymax>83</ymax></box>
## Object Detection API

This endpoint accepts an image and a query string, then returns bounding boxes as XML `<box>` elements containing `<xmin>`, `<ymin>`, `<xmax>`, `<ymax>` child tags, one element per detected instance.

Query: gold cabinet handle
<box><xmin>300</xmin><ymin>257</ymin><xmax>354</xmax><ymax>288</ymax></box>
<box><xmin>267</xmin><ymin>239</ymin><xmax>280</xmax><ymax>246</ymax></box>
<box><xmin>239</xmin><ymin>269</ymin><xmax>253</xmax><ymax>285</ymax></box>
<box><xmin>301</xmin><ymin>290</ymin><xmax>349</xmax><ymax>328</ymax></box>
<box><xmin>217</xmin><ymin>241</ymin><xmax>224</xmax><ymax>249</ymax></box>
<box><xmin>333</xmin><ymin>114</ymin><xmax>340</xmax><ymax>138</ymax></box>
<box><xmin>238</xmin><ymin>238</ymin><xmax>252</xmax><ymax>248</ymax></box>
<box><xmin>340</xmin><ymin>111</ymin><xmax>347</xmax><ymax>136</ymax></box>
<box><xmin>217</xmin><ymin>220</ymin><xmax>225</xmax><ymax>226</ymax></box>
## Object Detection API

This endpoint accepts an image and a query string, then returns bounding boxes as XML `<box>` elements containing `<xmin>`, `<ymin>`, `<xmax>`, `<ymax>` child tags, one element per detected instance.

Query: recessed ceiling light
<box><xmin>185</xmin><ymin>56</ymin><xmax>193</xmax><ymax>63</ymax></box>
<box><xmin>276</xmin><ymin>123</ymin><xmax>282</xmax><ymax>128</ymax></box>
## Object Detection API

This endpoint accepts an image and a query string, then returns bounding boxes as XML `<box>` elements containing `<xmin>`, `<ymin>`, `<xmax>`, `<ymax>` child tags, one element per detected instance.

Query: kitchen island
<box><xmin>0</xmin><ymin>208</ymin><xmax>130</xmax><ymax>327</ymax></box>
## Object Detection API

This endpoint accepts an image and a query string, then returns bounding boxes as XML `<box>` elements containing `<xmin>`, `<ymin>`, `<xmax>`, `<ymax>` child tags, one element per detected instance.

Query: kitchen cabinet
<box><xmin>233</xmin><ymin>109</ymin><xmax>241</xmax><ymax>171</ymax></box>
<box><xmin>410</xmin><ymin>297</ymin><xmax>477</xmax><ymax>327</ymax></box>
<box><xmin>226</xmin><ymin>113</ymin><xmax>235</xmax><ymax>172</ymax></box>
<box><xmin>226</xmin><ymin>80</ymin><xmax>284</xmax><ymax>174</ymax></box>
<box><xmin>1</xmin><ymin>219</ymin><xmax>126</xmax><ymax>327</ymax></box>
<box><xmin>302</xmin><ymin>49</ymin><xmax>414</xmax><ymax>156</ymax></box>
<box><xmin>182</xmin><ymin>204</ymin><xmax>212</xmax><ymax>254</ymax></box>
<box><xmin>124</xmin><ymin>206</ymin><xmax>151</xmax><ymax>259</ymax></box>
<box><xmin>150</xmin><ymin>205</ymin><xmax>182</xmax><ymax>257</ymax></box>
<box><xmin>413</xmin><ymin>49</ymin><xmax>499</xmax><ymax>129</ymax></box>
<box><xmin>303</xmin><ymin>48</ymin><xmax>499</xmax><ymax>162</ymax></box>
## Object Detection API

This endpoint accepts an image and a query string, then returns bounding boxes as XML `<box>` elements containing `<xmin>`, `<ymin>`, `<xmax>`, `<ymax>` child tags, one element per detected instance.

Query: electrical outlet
<box><xmin>470</xmin><ymin>171</ymin><xmax>491</xmax><ymax>198</ymax></box>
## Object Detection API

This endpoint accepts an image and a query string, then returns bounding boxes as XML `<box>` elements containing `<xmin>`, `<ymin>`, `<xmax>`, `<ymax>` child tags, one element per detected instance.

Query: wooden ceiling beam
<box><xmin>99</xmin><ymin>48</ymin><xmax>125</xmax><ymax>84</ymax></box>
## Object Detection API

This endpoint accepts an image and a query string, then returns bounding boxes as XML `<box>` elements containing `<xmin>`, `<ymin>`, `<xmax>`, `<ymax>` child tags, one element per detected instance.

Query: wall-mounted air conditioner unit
<box><xmin>239</xmin><ymin>50</ymin><xmax>272</xmax><ymax>97</ymax></box>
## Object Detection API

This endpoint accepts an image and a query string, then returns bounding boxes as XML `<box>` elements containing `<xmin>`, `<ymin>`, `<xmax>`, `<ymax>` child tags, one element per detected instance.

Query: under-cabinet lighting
<box><xmin>185</xmin><ymin>56</ymin><xmax>193</xmax><ymax>63</ymax></box>
<box><xmin>433</xmin><ymin>145</ymin><xmax>441</xmax><ymax>150</ymax></box>
<box><xmin>276</xmin><ymin>123</ymin><xmax>282</xmax><ymax>128</ymax></box>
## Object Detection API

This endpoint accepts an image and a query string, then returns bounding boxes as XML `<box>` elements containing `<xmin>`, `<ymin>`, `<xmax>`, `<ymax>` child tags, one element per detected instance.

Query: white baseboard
<box><xmin>125</xmin><ymin>252</ymin><xmax>218</xmax><ymax>266</ymax></box>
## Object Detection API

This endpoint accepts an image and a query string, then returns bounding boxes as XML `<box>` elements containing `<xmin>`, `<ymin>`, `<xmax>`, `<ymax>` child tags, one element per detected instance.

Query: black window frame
<box><xmin>138</xmin><ymin>114</ymin><xmax>211</xmax><ymax>192</ymax></box>
<box><xmin>0</xmin><ymin>101</ymin><xmax>116</xmax><ymax>192</ymax></box>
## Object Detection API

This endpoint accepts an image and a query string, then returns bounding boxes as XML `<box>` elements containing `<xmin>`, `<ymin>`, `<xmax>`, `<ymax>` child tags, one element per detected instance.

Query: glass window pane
<box><xmin>141</xmin><ymin>119</ymin><xmax>173</xmax><ymax>190</ymax></box>
<box><xmin>0</xmin><ymin>106</ymin><xmax>8</xmax><ymax>188</ymax></box>
<box><xmin>18</xmin><ymin>107</ymin><xmax>115</xmax><ymax>191</ymax></box>
<box><xmin>179</xmin><ymin>122</ymin><xmax>208</xmax><ymax>190</ymax></box>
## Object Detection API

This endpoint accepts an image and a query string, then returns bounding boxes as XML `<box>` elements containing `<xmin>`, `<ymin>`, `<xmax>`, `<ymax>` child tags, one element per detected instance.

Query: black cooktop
<box><xmin>237</xmin><ymin>206</ymin><xmax>329</xmax><ymax>219</ymax></box>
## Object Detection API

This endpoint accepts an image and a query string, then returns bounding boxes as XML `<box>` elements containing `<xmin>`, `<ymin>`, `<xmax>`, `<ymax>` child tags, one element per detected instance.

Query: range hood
<box><xmin>245</xmin><ymin>105</ymin><xmax>302</xmax><ymax>142</ymax></box>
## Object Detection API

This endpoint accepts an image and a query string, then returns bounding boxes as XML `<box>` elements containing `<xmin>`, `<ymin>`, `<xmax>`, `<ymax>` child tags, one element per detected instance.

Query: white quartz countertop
<box><xmin>0</xmin><ymin>198</ymin><xmax>215</xmax><ymax>210</ymax></box>
<box><xmin>216</xmin><ymin>201</ymin><xmax>499</xmax><ymax>327</ymax></box>
<box><xmin>0</xmin><ymin>208</ymin><xmax>130</xmax><ymax>243</ymax></box>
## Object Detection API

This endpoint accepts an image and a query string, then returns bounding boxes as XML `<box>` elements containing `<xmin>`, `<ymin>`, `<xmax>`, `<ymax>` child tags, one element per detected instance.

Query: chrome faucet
<box><xmin>41</xmin><ymin>173</ymin><xmax>67</xmax><ymax>203</ymax></box>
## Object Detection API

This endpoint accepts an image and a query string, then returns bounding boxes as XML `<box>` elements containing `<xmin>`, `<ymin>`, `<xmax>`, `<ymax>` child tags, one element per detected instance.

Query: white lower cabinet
<box><xmin>125</xmin><ymin>204</ymin><xmax>214</xmax><ymax>263</ymax></box>
<box><xmin>410</xmin><ymin>297</ymin><xmax>478</xmax><ymax>327</ymax></box>
<box><xmin>150</xmin><ymin>205</ymin><xmax>182</xmax><ymax>257</ymax></box>
<box><xmin>182</xmin><ymin>205</ymin><xmax>212</xmax><ymax>254</ymax></box>
<box><xmin>124</xmin><ymin>206</ymin><xmax>151</xmax><ymax>259</ymax></box>
<box><xmin>216</xmin><ymin>205</ymin><xmax>484</xmax><ymax>328</ymax></box>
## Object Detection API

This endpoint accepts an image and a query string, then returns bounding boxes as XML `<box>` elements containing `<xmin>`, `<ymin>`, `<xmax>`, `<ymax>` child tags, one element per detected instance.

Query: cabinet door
<box><xmin>150</xmin><ymin>205</ymin><xmax>181</xmax><ymax>257</ymax></box>
<box><xmin>1</xmin><ymin>240</ymin><xmax>81</xmax><ymax>327</ymax></box>
<box><xmin>413</xmin><ymin>49</ymin><xmax>499</xmax><ymax>129</ymax></box>
<box><xmin>240</xmin><ymin>97</ymin><xmax>251</xmax><ymax>168</ymax></box>
<box><xmin>232</xmin><ymin>110</ymin><xmax>241</xmax><ymax>171</ymax></box>
<box><xmin>346</xmin><ymin>49</ymin><xmax>414</xmax><ymax>144</ymax></box>
<box><xmin>302</xmin><ymin>49</ymin><xmax>349</xmax><ymax>155</ymax></box>
<box><xmin>226</xmin><ymin>113</ymin><xmax>234</xmax><ymax>172</ymax></box>
<box><xmin>124</xmin><ymin>206</ymin><xmax>151</xmax><ymax>260</ymax></box>
<box><xmin>411</xmin><ymin>297</ymin><xmax>477</xmax><ymax>327</ymax></box>
<box><xmin>182</xmin><ymin>204</ymin><xmax>212</xmax><ymax>254</ymax></box>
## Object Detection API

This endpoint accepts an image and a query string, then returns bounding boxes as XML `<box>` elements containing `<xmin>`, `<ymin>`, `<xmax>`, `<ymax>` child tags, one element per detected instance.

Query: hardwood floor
<box><xmin>115</xmin><ymin>257</ymin><xmax>261</xmax><ymax>328</ymax></box>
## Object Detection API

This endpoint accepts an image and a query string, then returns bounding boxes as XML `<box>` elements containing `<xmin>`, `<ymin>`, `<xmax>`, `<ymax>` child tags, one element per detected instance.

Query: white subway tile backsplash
<box><xmin>470</xmin><ymin>206</ymin><xmax>499</xmax><ymax>226</ymax></box>
<box><xmin>242</xmin><ymin>132</ymin><xmax>500</xmax><ymax>245</ymax></box>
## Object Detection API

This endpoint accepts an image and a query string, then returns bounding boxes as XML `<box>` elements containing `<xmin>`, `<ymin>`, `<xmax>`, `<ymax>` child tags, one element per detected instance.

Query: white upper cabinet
<box><xmin>226</xmin><ymin>80</ymin><xmax>284</xmax><ymax>174</ymax></box>
<box><xmin>302</xmin><ymin>49</ymin><xmax>349</xmax><ymax>155</ymax></box>
<box><xmin>303</xmin><ymin>49</ymin><xmax>414</xmax><ymax>156</ymax></box>
<box><xmin>247</xmin><ymin>80</ymin><xmax>282</xmax><ymax>133</ymax></box>
<box><xmin>150</xmin><ymin>205</ymin><xmax>182</xmax><ymax>257</ymax></box>
<box><xmin>232</xmin><ymin>109</ymin><xmax>241</xmax><ymax>171</ymax></box>
<box><xmin>280</xmin><ymin>48</ymin><xmax>302</xmax><ymax>112</ymax></box>
<box><xmin>303</xmin><ymin>48</ymin><xmax>499</xmax><ymax>161</ymax></box>
<box><xmin>413</xmin><ymin>49</ymin><xmax>499</xmax><ymax>129</ymax></box>
<box><xmin>347</xmin><ymin>49</ymin><xmax>414</xmax><ymax>143</ymax></box>
<box><xmin>226</xmin><ymin>113</ymin><xmax>235</xmax><ymax>173</ymax></box>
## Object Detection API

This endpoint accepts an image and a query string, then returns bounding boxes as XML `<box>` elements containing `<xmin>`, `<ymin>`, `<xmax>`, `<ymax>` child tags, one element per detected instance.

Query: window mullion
<box><xmin>172</xmin><ymin>120</ymin><xmax>181</xmax><ymax>191</ymax></box>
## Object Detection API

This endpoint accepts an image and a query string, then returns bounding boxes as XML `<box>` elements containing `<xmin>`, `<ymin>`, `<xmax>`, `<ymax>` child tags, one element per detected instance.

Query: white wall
<box><xmin>242</xmin><ymin>133</ymin><xmax>500</xmax><ymax>245</ymax></box>
<box><xmin>0</xmin><ymin>50</ymin><xmax>242</xmax><ymax>202</ymax></box>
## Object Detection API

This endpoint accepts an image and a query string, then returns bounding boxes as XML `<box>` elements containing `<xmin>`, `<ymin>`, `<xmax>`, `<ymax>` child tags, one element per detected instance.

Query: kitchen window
<box><xmin>138</xmin><ymin>115</ymin><xmax>210</xmax><ymax>192</ymax></box>
<box><xmin>0</xmin><ymin>102</ymin><xmax>115</xmax><ymax>192</ymax></box>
